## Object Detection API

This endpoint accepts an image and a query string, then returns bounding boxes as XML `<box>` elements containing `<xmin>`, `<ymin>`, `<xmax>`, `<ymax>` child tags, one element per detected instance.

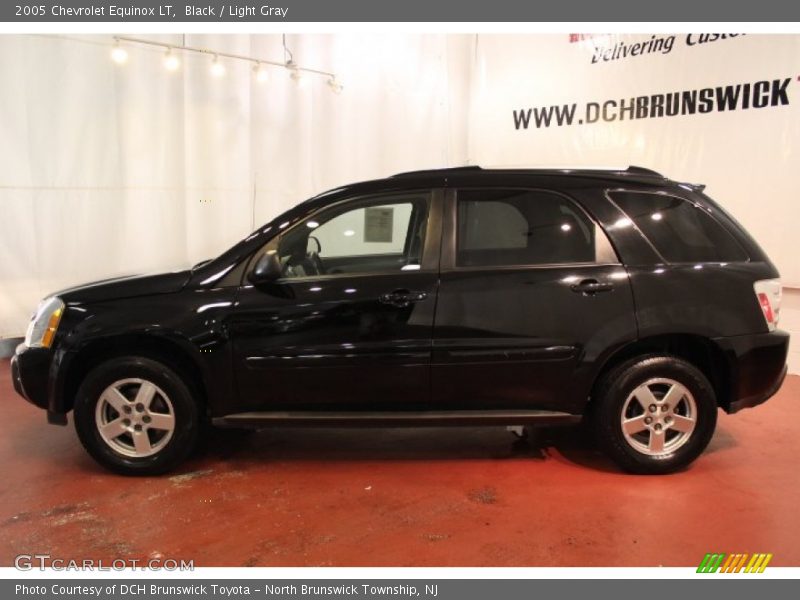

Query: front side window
<box><xmin>609</xmin><ymin>191</ymin><xmax>748</xmax><ymax>263</ymax></box>
<box><xmin>272</xmin><ymin>193</ymin><xmax>430</xmax><ymax>279</ymax></box>
<box><xmin>456</xmin><ymin>189</ymin><xmax>613</xmax><ymax>267</ymax></box>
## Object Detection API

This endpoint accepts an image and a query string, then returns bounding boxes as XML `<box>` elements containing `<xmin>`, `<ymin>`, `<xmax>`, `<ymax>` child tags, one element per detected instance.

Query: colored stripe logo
<box><xmin>697</xmin><ymin>553</ymin><xmax>772</xmax><ymax>573</ymax></box>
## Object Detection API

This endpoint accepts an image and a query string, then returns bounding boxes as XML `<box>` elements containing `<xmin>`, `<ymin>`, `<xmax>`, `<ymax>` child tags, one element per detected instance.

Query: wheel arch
<box><xmin>60</xmin><ymin>333</ymin><xmax>209</xmax><ymax>417</ymax></box>
<box><xmin>589</xmin><ymin>333</ymin><xmax>733</xmax><ymax>410</ymax></box>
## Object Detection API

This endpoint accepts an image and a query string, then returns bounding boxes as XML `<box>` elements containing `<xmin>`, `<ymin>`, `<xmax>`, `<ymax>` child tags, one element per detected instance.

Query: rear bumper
<box><xmin>714</xmin><ymin>330</ymin><xmax>790</xmax><ymax>414</ymax></box>
<box><xmin>728</xmin><ymin>363</ymin><xmax>787</xmax><ymax>413</ymax></box>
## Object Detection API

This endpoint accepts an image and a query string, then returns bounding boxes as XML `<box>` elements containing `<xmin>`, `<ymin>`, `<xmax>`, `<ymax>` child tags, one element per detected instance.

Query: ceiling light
<box><xmin>210</xmin><ymin>55</ymin><xmax>225</xmax><ymax>78</ymax></box>
<box><xmin>163</xmin><ymin>49</ymin><xmax>180</xmax><ymax>72</ymax></box>
<box><xmin>327</xmin><ymin>76</ymin><xmax>343</xmax><ymax>94</ymax></box>
<box><xmin>289</xmin><ymin>64</ymin><xmax>307</xmax><ymax>87</ymax></box>
<box><xmin>253</xmin><ymin>63</ymin><xmax>269</xmax><ymax>83</ymax></box>
<box><xmin>110</xmin><ymin>42</ymin><xmax>128</xmax><ymax>65</ymax></box>
<box><xmin>109</xmin><ymin>37</ymin><xmax>341</xmax><ymax>88</ymax></box>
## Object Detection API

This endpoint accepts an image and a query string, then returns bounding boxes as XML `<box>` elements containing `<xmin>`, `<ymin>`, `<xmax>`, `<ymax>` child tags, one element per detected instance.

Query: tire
<box><xmin>591</xmin><ymin>355</ymin><xmax>717</xmax><ymax>474</ymax></box>
<box><xmin>74</xmin><ymin>356</ymin><xmax>201</xmax><ymax>475</ymax></box>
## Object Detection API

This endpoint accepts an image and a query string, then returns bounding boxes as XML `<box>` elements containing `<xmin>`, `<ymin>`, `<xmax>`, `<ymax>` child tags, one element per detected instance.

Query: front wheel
<box><xmin>74</xmin><ymin>357</ymin><xmax>201</xmax><ymax>475</ymax></box>
<box><xmin>591</xmin><ymin>355</ymin><xmax>718</xmax><ymax>474</ymax></box>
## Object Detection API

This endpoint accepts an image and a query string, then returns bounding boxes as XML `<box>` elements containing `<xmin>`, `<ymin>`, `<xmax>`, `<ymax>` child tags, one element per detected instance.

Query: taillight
<box><xmin>757</xmin><ymin>293</ymin><xmax>774</xmax><ymax>323</ymax></box>
<box><xmin>753</xmin><ymin>279</ymin><xmax>781</xmax><ymax>332</ymax></box>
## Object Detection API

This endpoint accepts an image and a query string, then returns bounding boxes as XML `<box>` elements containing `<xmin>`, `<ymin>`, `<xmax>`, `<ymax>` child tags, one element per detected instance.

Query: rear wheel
<box><xmin>74</xmin><ymin>357</ymin><xmax>201</xmax><ymax>475</ymax></box>
<box><xmin>592</xmin><ymin>355</ymin><xmax>717</xmax><ymax>474</ymax></box>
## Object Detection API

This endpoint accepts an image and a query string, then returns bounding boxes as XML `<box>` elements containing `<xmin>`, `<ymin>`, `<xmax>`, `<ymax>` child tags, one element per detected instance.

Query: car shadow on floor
<box><xmin>4</xmin><ymin>408</ymin><xmax>740</xmax><ymax>477</ymax></box>
<box><xmin>197</xmin><ymin>424</ymin><xmax>624</xmax><ymax>473</ymax></box>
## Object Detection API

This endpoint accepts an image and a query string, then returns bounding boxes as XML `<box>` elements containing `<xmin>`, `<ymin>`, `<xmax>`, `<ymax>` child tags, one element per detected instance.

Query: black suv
<box><xmin>11</xmin><ymin>166</ymin><xmax>788</xmax><ymax>475</ymax></box>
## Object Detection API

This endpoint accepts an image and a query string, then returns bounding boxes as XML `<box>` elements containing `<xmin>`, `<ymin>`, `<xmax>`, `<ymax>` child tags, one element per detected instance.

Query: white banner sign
<box><xmin>468</xmin><ymin>33</ymin><xmax>800</xmax><ymax>284</ymax></box>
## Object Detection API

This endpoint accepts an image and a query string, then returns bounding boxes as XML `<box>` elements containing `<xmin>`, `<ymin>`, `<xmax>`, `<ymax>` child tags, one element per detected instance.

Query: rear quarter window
<box><xmin>609</xmin><ymin>191</ymin><xmax>749</xmax><ymax>263</ymax></box>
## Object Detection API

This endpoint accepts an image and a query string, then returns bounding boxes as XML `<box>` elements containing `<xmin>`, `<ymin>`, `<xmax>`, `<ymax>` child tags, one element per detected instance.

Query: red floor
<box><xmin>1</xmin><ymin>358</ymin><xmax>798</xmax><ymax>567</ymax></box>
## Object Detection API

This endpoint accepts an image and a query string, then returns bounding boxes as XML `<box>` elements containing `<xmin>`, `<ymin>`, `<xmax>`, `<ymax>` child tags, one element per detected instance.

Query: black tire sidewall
<box><xmin>74</xmin><ymin>357</ymin><xmax>200</xmax><ymax>475</ymax></box>
<box><xmin>594</xmin><ymin>356</ymin><xmax>718</xmax><ymax>474</ymax></box>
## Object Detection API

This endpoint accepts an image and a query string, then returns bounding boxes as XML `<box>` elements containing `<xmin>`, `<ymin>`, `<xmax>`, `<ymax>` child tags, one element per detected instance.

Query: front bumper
<box><xmin>11</xmin><ymin>343</ymin><xmax>68</xmax><ymax>425</ymax></box>
<box><xmin>11</xmin><ymin>343</ymin><xmax>50</xmax><ymax>409</ymax></box>
<box><xmin>714</xmin><ymin>329</ymin><xmax>790</xmax><ymax>414</ymax></box>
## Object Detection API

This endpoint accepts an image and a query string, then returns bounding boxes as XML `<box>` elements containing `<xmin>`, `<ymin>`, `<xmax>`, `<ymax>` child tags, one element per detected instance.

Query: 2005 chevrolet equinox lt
<box><xmin>11</xmin><ymin>166</ymin><xmax>789</xmax><ymax>475</ymax></box>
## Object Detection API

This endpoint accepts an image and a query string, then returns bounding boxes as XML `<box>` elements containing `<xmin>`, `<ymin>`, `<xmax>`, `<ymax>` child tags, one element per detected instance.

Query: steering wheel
<box><xmin>287</xmin><ymin>236</ymin><xmax>325</xmax><ymax>277</ymax></box>
<box><xmin>307</xmin><ymin>248</ymin><xmax>325</xmax><ymax>275</ymax></box>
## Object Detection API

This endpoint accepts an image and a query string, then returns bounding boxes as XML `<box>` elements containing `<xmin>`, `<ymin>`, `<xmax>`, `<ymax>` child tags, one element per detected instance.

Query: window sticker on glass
<box><xmin>364</xmin><ymin>207</ymin><xmax>394</xmax><ymax>243</ymax></box>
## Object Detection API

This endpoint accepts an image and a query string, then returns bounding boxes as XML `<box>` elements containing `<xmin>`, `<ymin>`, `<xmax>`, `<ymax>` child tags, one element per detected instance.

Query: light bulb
<box><xmin>110</xmin><ymin>43</ymin><xmax>128</xmax><ymax>65</ymax></box>
<box><xmin>253</xmin><ymin>63</ymin><xmax>269</xmax><ymax>83</ymax></box>
<box><xmin>163</xmin><ymin>49</ymin><xmax>180</xmax><ymax>71</ymax></box>
<box><xmin>210</xmin><ymin>56</ymin><xmax>225</xmax><ymax>78</ymax></box>
<box><xmin>327</xmin><ymin>77</ymin><xmax>343</xmax><ymax>94</ymax></box>
<box><xmin>289</xmin><ymin>66</ymin><xmax>307</xmax><ymax>87</ymax></box>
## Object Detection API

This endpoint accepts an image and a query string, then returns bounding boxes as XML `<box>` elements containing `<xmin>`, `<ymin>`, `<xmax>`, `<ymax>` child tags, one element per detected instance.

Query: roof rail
<box><xmin>391</xmin><ymin>166</ymin><xmax>482</xmax><ymax>178</ymax></box>
<box><xmin>390</xmin><ymin>165</ymin><xmax>665</xmax><ymax>178</ymax></box>
<box><xmin>626</xmin><ymin>165</ymin><xmax>664</xmax><ymax>177</ymax></box>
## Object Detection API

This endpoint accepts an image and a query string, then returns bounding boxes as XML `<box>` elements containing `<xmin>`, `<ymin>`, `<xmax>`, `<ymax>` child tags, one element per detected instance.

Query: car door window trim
<box><xmin>442</xmin><ymin>187</ymin><xmax>621</xmax><ymax>271</ymax></box>
<box><xmin>242</xmin><ymin>189</ymin><xmax>444</xmax><ymax>283</ymax></box>
<box><xmin>604</xmin><ymin>188</ymin><xmax>751</xmax><ymax>265</ymax></box>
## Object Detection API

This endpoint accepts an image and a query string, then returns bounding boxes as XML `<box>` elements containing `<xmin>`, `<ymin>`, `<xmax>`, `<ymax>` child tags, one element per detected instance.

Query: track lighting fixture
<box><xmin>163</xmin><ymin>48</ymin><xmax>180</xmax><ymax>72</ymax></box>
<box><xmin>110</xmin><ymin>41</ymin><xmax>128</xmax><ymax>65</ymax></box>
<box><xmin>110</xmin><ymin>36</ymin><xmax>341</xmax><ymax>92</ymax></box>
<box><xmin>327</xmin><ymin>76</ymin><xmax>343</xmax><ymax>94</ymax></box>
<box><xmin>253</xmin><ymin>63</ymin><xmax>269</xmax><ymax>83</ymax></box>
<box><xmin>210</xmin><ymin>55</ymin><xmax>225</xmax><ymax>77</ymax></box>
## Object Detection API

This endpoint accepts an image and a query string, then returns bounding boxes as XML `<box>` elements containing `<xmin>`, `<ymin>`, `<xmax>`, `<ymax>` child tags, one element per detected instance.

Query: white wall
<box><xmin>467</xmin><ymin>33</ymin><xmax>800</xmax><ymax>373</ymax></box>
<box><xmin>779</xmin><ymin>290</ymin><xmax>800</xmax><ymax>374</ymax></box>
<box><xmin>2</xmin><ymin>33</ymin><xmax>799</xmax><ymax>375</ymax></box>
<box><xmin>0</xmin><ymin>33</ymin><xmax>470</xmax><ymax>337</ymax></box>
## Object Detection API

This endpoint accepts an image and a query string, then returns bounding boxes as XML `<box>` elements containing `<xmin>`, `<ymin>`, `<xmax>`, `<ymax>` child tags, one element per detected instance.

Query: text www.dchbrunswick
<box><xmin>513</xmin><ymin>77</ymin><xmax>793</xmax><ymax>130</ymax></box>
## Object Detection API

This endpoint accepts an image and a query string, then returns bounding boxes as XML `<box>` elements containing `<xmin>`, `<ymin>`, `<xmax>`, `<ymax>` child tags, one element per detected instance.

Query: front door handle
<box><xmin>379</xmin><ymin>289</ymin><xmax>428</xmax><ymax>308</ymax></box>
<box><xmin>570</xmin><ymin>279</ymin><xmax>614</xmax><ymax>295</ymax></box>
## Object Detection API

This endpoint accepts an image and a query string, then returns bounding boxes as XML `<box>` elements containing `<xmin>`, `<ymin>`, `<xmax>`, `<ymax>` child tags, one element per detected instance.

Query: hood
<box><xmin>55</xmin><ymin>270</ymin><xmax>192</xmax><ymax>305</ymax></box>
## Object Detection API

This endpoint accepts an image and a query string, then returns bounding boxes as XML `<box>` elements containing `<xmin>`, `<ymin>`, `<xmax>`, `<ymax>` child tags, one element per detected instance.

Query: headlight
<box><xmin>24</xmin><ymin>297</ymin><xmax>65</xmax><ymax>348</ymax></box>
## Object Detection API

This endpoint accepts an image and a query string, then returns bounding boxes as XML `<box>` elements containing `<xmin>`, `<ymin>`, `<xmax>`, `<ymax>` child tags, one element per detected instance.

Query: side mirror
<box><xmin>248</xmin><ymin>252</ymin><xmax>282</xmax><ymax>285</ymax></box>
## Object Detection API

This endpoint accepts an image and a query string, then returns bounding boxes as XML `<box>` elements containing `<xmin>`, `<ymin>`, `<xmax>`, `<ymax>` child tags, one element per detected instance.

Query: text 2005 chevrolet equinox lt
<box><xmin>11</xmin><ymin>166</ymin><xmax>789</xmax><ymax>475</ymax></box>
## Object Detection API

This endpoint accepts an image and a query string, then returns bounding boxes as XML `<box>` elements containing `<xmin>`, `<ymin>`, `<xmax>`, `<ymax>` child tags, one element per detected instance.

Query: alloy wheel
<box><xmin>94</xmin><ymin>378</ymin><xmax>176</xmax><ymax>458</ymax></box>
<box><xmin>620</xmin><ymin>378</ymin><xmax>697</xmax><ymax>456</ymax></box>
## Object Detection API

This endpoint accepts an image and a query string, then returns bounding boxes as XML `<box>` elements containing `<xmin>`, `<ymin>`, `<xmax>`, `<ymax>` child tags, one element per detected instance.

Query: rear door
<box><xmin>431</xmin><ymin>187</ymin><xmax>638</xmax><ymax>414</ymax></box>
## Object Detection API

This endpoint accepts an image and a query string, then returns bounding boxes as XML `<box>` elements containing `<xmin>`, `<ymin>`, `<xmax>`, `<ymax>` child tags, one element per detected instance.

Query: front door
<box><xmin>432</xmin><ymin>188</ymin><xmax>637</xmax><ymax>413</ymax></box>
<box><xmin>230</xmin><ymin>191</ymin><xmax>441</xmax><ymax>411</ymax></box>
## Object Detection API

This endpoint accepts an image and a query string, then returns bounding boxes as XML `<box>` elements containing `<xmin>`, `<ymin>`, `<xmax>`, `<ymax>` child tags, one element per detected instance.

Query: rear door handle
<box><xmin>570</xmin><ymin>279</ymin><xmax>614</xmax><ymax>295</ymax></box>
<box><xmin>379</xmin><ymin>289</ymin><xmax>428</xmax><ymax>308</ymax></box>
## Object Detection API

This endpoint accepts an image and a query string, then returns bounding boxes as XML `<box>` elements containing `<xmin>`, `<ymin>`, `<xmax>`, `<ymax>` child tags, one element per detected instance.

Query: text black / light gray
<box><xmin>3</xmin><ymin>0</ymin><xmax>800</xmax><ymax>22</ymax></box>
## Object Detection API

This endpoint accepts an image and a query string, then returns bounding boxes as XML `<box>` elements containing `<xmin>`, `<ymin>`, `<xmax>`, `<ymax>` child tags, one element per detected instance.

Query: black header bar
<box><xmin>3</xmin><ymin>0</ymin><xmax>800</xmax><ymax>22</ymax></box>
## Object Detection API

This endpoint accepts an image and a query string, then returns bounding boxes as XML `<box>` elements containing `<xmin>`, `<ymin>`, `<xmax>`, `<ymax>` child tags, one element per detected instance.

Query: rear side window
<box><xmin>456</xmin><ymin>189</ymin><xmax>615</xmax><ymax>267</ymax></box>
<box><xmin>609</xmin><ymin>191</ymin><xmax>748</xmax><ymax>263</ymax></box>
